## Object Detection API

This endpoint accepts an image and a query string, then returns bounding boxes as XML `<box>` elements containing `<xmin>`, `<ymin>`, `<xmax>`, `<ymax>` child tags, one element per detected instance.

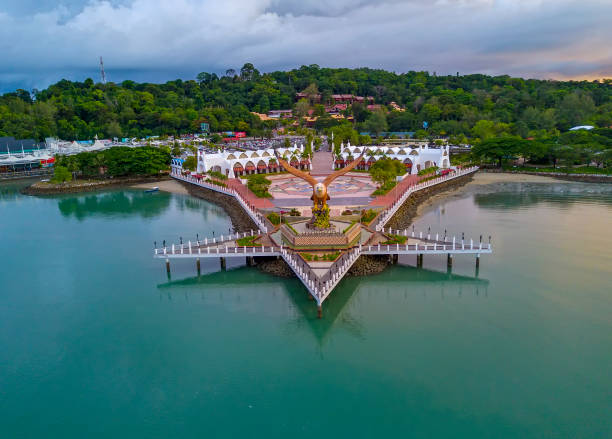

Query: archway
<box><xmin>403</xmin><ymin>158</ymin><xmax>413</xmax><ymax>173</ymax></box>
<box><xmin>257</xmin><ymin>160</ymin><xmax>267</xmax><ymax>173</ymax></box>
<box><xmin>245</xmin><ymin>161</ymin><xmax>256</xmax><ymax>174</ymax></box>
<box><xmin>442</xmin><ymin>158</ymin><xmax>449</xmax><ymax>168</ymax></box>
<box><xmin>233</xmin><ymin>162</ymin><xmax>244</xmax><ymax>176</ymax></box>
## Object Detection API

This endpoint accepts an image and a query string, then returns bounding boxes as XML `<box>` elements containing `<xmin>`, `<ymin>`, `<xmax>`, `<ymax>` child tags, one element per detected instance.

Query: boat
<box><xmin>144</xmin><ymin>187</ymin><xmax>159</xmax><ymax>193</ymax></box>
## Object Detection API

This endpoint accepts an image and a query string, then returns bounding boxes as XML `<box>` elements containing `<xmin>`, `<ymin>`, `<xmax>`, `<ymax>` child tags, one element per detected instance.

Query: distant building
<box><xmin>336</xmin><ymin>143</ymin><xmax>450</xmax><ymax>174</ymax></box>
<box><xmin>268</xmin><ymin>110</ymin><xmax>293</xmax><ymax>119</ymax></box>
<box><xmin>0</xmin><ymin>137</ymin><xmax>46</xmax><ymax>154</ymax></box>
<box><xmin>569</xmin><ymin>125</ymin><xmax>594</xmax><ymax>131</ymax></box>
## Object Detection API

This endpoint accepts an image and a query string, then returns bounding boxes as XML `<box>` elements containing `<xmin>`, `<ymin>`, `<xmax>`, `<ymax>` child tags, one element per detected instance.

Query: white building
<box><xmin>336</xmin><ymin>143</ymin><xmax>450</xmax><ymax>175</ymax></box>
<box><xmin>196</xmin><ymin>145</ymin><xmax>307</xmax><ymax>178</ymax></box>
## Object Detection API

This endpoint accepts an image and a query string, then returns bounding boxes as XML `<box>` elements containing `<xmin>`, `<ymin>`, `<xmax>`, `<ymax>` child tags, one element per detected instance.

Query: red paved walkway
<box><xmin>226</xmin><ymin>178</ymin><xmax>275</xmax><ymax>209</ymax></box>
<box><xmin>310</xmin><ymin>151</ymin><xmax>333</xmax><ymax>175</ymax></box>
<box><xmin>369</xmin><ymin>174</ymin><xmax>420</xmax><ymax>208</ymax></box>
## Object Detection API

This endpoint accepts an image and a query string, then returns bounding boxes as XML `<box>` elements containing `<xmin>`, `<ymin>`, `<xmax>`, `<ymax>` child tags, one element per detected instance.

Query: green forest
<box><xmin>2</xmin><ymin>64</ymin><xmax>612</xmax><ymax>143</ymax></box>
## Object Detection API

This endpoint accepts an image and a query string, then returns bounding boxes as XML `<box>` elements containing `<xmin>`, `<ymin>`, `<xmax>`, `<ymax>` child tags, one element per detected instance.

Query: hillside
<box><xmin>1</xmin><ymin>64</ymin><xmax>611</xmax><ymax>142</ymax></box>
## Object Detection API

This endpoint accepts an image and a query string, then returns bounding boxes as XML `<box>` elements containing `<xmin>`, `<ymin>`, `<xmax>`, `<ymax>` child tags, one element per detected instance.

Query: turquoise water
<box><xmin>1</xmin><ymin>177</ymin><xmax>612</xmax><ymax>438</ymax></box>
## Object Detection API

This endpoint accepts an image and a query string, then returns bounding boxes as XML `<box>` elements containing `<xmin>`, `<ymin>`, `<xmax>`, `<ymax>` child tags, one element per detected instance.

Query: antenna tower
<box><xmin>100</xmin><ymin>56</ymin><xmax>107</xmax><ymax>84</ymax></box>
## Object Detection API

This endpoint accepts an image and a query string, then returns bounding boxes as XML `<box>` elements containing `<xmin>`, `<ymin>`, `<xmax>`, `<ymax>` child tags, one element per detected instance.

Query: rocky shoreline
<box><xmin>21</xmin><ymin>175</ymin><xmax>170</xmax><ymax>195</ymax></box>
<box><xmin>178</xmin><ymin>181</ymin><xmax>257</xmax><ymax>233</ymax></box>
<box><xmin>255</xmin><ymin>257</ymin><xmax>295</xmax><ymax>277</ymax></box>
<box><xmin>481</xmin><ymin>169</ymin><xmax>612</xmax><ymax>184</ymax></box>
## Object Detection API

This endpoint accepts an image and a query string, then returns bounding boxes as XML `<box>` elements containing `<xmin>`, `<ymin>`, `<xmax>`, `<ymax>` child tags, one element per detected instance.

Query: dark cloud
<box><xmin>0</xmin><ymin>0</ymin><xmax>610</xmax><ymax>92</ymax></box>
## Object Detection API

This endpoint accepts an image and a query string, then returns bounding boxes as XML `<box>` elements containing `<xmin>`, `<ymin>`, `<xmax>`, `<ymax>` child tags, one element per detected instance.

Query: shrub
<box><xmin>267</xmin><ymin>212</ymin><xmax>280</xmax><ymax>225</ymax></box>
<box><xmin>361</xmin><ymin>209</ymin><xmax>377</xmax><ymax>224</ymax></box>
<box><xmin>236</xmin><ymin>235</ymin><xmax>258</xmax><ymax>246</ymax></box>
<box><xmin>381</xmin><ymin>234</ymin><xmax>408</xmax><ymax>245</ymax></box>
<box><xmin>341</xmin><ymin>209</ymin><xmax>353</xmax><ymax>215</ymax></box>
<box><xmin>342</xmin><ymin>220</ymin><xmax>357</xmax><ymax>233</ymax></box>
<box><xmin>372</xmin><ymin>180</ymin><xmax>397</xmax><ymax>196</ymax></box>
<box><xmin>247</xmin><ymin>174</ymin><xmax>272</xmax><ymax>198</ymax></box>
<box><xmin>208</xmin><ymin>170</ymin><xmax>227</xmax><ymax>180</ymax></box>
<box><xmin>289</xmin><ymin>208</ymin><xmax>301</xmax><ymax>216</ymax></box>
<box><xmin>418</xmin><ymin>166</ymin><xmax>439</xmax><ymax>176</ymax></box>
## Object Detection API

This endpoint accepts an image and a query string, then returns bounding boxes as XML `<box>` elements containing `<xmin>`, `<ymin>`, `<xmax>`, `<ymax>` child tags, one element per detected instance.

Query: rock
<box><xmin>347</xmin><ymin>255</ymin><xmax>389</xmax><ymax>277</ymax></box>
<box><xmin>180</xmin><ymin>181</ymin><xmax>257</xmax><ymax>233</ymax></box>
<box><xmin>386</xmin><ymin>173</ymin><xmax>474</xmax><ymax>230</ymax></box>
<box><xmin>255</xmin><ymin>257</ymin><xmax>295</xmax><ymax>278</ymax></box>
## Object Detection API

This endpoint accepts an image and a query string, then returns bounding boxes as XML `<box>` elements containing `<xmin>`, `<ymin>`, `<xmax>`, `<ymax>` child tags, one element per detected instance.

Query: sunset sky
<box><xmin>1</xmin><ymin>0</ymin><xmax>610</xmax><ymax>91</ymax></box>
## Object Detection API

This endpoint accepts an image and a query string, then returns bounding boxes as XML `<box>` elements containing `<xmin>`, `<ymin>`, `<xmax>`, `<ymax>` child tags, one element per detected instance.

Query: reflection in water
<box><xmin>0</xmin><ymin>179</ymin><xmax>37</xmax><ymax>202</ymax></box>
<box><xmin>157</xmin><ymin>264</ymin><xmax>489</xmax><ymax>344</ymax></box>
<box><xmin>472</xmin><ymin>182</ymin><xmax>612</xmax><ymax>210</ymax></box>
<box><xmin>58</xmin><ymin>190</ymin><xmax>172</xmax><ymax>220</ymax></box>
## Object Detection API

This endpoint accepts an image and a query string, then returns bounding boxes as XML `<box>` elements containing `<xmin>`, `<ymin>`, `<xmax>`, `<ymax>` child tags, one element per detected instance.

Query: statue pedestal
<box><xmin>281</xmin><ymin>220</ymin><xmax>361</xmax><ymax>251</ymax></box>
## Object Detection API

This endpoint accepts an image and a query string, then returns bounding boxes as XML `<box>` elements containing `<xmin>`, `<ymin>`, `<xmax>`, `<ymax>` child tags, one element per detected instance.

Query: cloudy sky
<box><xmin>1</xmin><ymin>0</ymin><xmax>610</xmax><ymax>91</ymax></box>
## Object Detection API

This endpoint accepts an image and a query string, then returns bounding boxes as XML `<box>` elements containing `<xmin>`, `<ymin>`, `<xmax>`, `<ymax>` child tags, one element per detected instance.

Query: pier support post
<box><xmin>166</xmin><ymin>258</ymin><xmax>171</xmax><ymax>274</ymax></box>
<box><xmin>196</xmin><ymin>258</ymin><xmax>201</xmax><ymax>275</ymax></box>
<box><xmin>447</xmin><ymin>253</ymin><xmax>453</xmax><ymax>267</ymax></box>
<box><xmin>476</xmin><ymin>254</ymin><xmax>480</xmax><ymax>268</ymax></box>
<box><xmin>392</xmin><ymin>254</ymin><xmax>399</xmax><ymax>264</ymax></box>
<box><xmin>417</xmin><ymin>254</ymin><xmax>423</xmax><ymax>268</ymax></box>
<box><xmin>220</xmin><ymin>257</ymin><xmax>226</xmax><ymax>271</ymax></box>
<box><xmin>317</xmin><ymin>305</ymin><xmax>322</xmax><ymax>319</ymax></box>
<box><xmin>246</xmin><ymin>256</ymin><xmax>254</xmax><ymax>266</ymax></box>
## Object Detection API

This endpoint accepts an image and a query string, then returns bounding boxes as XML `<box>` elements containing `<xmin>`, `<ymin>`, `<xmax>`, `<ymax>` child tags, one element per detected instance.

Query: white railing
<box><xmin>280</xmin><ymin>248</ymin><xmax>324</xmax><ymax>304</ymax></box>
<box><xmin>154</xmin><ymin>229</ymin><xmax>265</xmax><ymax>255</ymax></box>
<box><xmin>171</xmin><ymin>170</ymin><xmax>268</xmax><ymax>233</ymax></box>
<box><xmin>154</xmin><ymin>241</ymin><xmax>280</xmax><ymax>258</ymax></box>
<box><xmin>368</xmin><ymin>227</ymin><xmax>492</xmax><ymax>254</ymax></box>
<box><xmin>374</xmin><ymin>166</ymin><xmax>479</xmax><ymax>231</ymax></box>
<box><xmin>317</xmin><ymin>246</ymin><xmax>361</xmax><ymax>303</ymax></box>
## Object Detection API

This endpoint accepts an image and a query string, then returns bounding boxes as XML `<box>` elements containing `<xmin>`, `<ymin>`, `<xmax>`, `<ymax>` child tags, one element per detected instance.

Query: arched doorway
<box><xmin>257</xmin><ymin>160</ymin><xmax>267</xmax><ymax>173</ymax></box>
<box><xmin>233</xmin><ymin>162</ymin><xmax>244</xmax><ymax>176</ymax></box>
<box><xmin>403</xmin><ymin>158</ymin><xmax>413</xmax><ymax>173</ymax></box>
<box><xmin>245</xmin><ymin>161</ymin><xmax>256</xmax><ymax>174</ymax></box>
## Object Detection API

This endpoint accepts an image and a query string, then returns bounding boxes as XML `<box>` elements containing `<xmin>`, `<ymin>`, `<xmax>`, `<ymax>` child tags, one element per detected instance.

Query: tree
<box><xmin>364</xmin><ymin>109</ymin><xmax>388</xmax><ymax>137</ymax></box>
<box><xmin>471</xmin><ymin>136</ymin><xmax>525</xmax><ymax>167</ymax></box>
<box><xmin>240</xmin><ymin>63</ymin><xmax>259</xmax><ymax>81</ymax></box>
<box><xmin>183</xmin><ymin>155</ymin><xmax>197</xmax><ymax>171</ymax></box>
<box><xmin>294</xmin><ymin>99</ymin><xmax>310</xmax><ymax>118</ymax></box>
<box><xmin>557</xmin><ymin>91</ymin><xmax>595</xmax><ymax>129</ymax></box>
<box><xmin>51</xmin><ymin>165</ymin><xmax>72</xmax><ymax>184</ymax></box>
<box><xmin>351</xmin><ymin>103</ymin><xmax>370</xmax><ymax>123</ymax></box>
<box><xmin>368</xmin><ymin>158</ymin><xmax>405</xmax><ymax>187</ymax></box>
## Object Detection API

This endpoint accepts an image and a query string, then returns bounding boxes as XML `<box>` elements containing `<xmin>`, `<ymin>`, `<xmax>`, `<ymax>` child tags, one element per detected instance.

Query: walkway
<box><xmin>226</xmin><ymin>178</ymin><xmax>275</xmax><ymax>209</ymax></box>
<box><xmin>369</xmin><ymin>174</ymin><xmax>420</xmax><ymax>207</ymax></box>
<box><xmin>310</xmin><ymin>151</ymin><xmax>333</xmax><ymax>175</ymax></box>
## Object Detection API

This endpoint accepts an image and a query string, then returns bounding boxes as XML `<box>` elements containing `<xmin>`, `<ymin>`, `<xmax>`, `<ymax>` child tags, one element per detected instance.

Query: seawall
<box><xmin>178</xmin><ymin>181</ymin><xmax>258</xmax><ymax>233</ymax></box>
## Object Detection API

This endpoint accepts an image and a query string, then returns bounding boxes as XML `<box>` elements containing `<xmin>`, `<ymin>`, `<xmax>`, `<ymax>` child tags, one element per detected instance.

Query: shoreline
<box><xmin>21</xmin><ymin>175</ymin><xmax>170</xmax><ymax>196</ymax></box>
<box><xmin>481</xmin><ymin>169</ymin><xmax>612</xmax><ymax>184</ymax></box>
